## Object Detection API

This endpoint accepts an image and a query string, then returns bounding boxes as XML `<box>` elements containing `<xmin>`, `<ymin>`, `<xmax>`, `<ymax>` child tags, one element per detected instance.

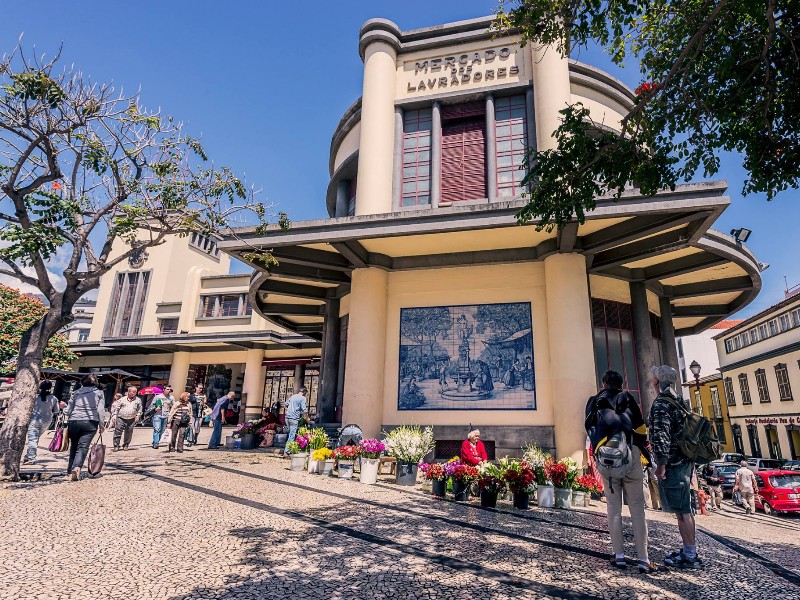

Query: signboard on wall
<box><xmin>398</xmin><ymin>302</ymin><xmax>535</xmax><ymax>410</ymax></box>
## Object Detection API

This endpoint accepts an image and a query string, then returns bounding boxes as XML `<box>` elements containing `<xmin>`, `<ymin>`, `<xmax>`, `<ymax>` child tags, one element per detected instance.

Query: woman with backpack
<box><xmin>585</xmin><ymin>370</ymin><xmax>656</xmax><ymax>573</ymax></box>
<box><xmin>167</xmin><ymin>392</ymin><xmax>192</xmax><ymax>453</ymax></box>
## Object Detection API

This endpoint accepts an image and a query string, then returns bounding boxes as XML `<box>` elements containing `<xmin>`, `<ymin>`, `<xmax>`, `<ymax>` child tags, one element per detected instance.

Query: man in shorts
<box><xmin>649</xmin><ymin>365</ymin><xmax>701</xmax><ymax>568</ymax></box>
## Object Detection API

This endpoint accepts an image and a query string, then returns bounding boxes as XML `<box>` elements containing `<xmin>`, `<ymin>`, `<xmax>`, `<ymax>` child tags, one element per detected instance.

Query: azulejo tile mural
<box><xmin>398</xmin><ymin>302</ymin><xmax>535</xmax><ymax>410</ymax></box>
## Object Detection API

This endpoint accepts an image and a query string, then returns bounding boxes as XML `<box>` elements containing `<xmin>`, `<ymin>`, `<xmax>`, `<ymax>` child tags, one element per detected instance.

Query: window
<box><xmin>755</xmin><ymin>368</ymin><xmax>771</xmax><ymax>403</ymax></box>
<box><xmin>198</xmin><ymin>294</ymin><xmax>252</xmax><ymax>318</ymax></box>
<box><xmin>710</xmin><ymin>386</ymin><xmax>722</xmax><ymax>419</ymax></box>
<box><xmin>758</xmin><ymin>323</ymin><xmax>768</xmax><ymax>339</ymax></box>
<box><xmin>347</xmin><ymin>177</ymin><xmax>357</xmax><ymax>217</ymax></box>
<box><xmin>693</xmin><ymin>390</ymin><xmax>703</xmax><ymax>415</ymax></box>
<box><xmin>723</xmin><ymin>377</ymin><xmax>736</xmax><ymax>406</ymax></box>
<box><xmin>591</xmin><ymin>299</ymin><xmax>640</xmax><ymax>402</ymax></box>
<box><xmin>494</xmin><ymin>95</ymin><xmax>528</xmax><ymax>199</ymax></box>
<box><xmin>441</xmin><ymin>101</ymin><xmax>486</xmax><ymax>203</ymax></box>
<box><xmin>723</xmin><ymin>306</ymin><xmax>800</xmax><ymax>353</ymax></box>
<box><xmin>780</xmin><ymin>314</ymin><xmax>791</xmax><ymax>332</ymax></box>
<box><xmin>725</xmin><ymin>339</ymin><xmax>734</xmax><ymax>353</ymax></box>
<box><xmin>747</xmin><ymin>424</ymin><xmax>762</xmax><ymax>457</ymax></box>
<box><xmin>401</xmin><ymin>109</ymin><xmax>432</xmax><ymax>207</ymax></box>
<box><xmin>775</xmin><ymin>363</ymin><xmax>793</xmax><ymax>400</ymax></box>
<box><xmin>739</xmin><ymin>373</ymin><xmax>752</xmax><ymax>405</ymax></box>
<box><xmin>769</xmin><ymin>319</ymin><xmax>778</xmax><ymax>335</ymax></box>
<box><xmin>104</xmin><ymin>271</ymin><xmax>151</xmax><ymax>337</ymax></box>
<box><xmin>159</xmin><ymin>318</ymin><xmax>179</xmax><ymax>335</ymax></box>
<box><xmin>792</xmin><ymin>309</ymin><xmax>800</xmax><ymax>327</ymax></box>
<box><xmin>750</xmin><ymin>329</ymin><xmax>759</xmax><ymax>344</ymax></box>
<box><xmin>77</xmin><ymin>329</ymin><xmax>89</xmax><ymax>342</ymax></box>
<box><xmin>715</xmin><ymin>420</ymin><xmax>727</xmax><ymax>444</ymax></box>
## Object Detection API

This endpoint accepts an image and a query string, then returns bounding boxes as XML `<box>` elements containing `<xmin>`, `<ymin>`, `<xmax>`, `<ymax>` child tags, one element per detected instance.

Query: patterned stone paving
<box><xmin>2</xmin><ymin>428</ymin><xmax>799</xmax><ymax>600</ymax></box>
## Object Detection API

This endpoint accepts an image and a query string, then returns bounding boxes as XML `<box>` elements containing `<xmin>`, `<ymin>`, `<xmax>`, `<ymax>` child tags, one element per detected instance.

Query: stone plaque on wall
<box><xmin>398</xmin><ymin>302</ymin><xmax>535</xmax><ymax>411</ymax></box>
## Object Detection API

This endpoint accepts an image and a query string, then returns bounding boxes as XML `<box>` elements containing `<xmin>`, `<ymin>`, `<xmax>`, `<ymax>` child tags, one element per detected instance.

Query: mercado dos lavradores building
<box><xmin>218</xmin><ymin>15</ymin><xmax>763</xmax><ymax>462</ymax></box>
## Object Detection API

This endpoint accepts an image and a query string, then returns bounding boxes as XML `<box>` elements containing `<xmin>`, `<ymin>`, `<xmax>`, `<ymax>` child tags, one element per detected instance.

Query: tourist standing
<box><xmin>703</xmin><ymin>463</ymin><xmax>724</xmax><ymax>511</ymax></box>
<box><xmin>23</xmin><ymin>381</ymin><xmax>64</xmax><ymax>464</ymax></box>
<box><xmin>734</xmin><ymin>460</ymin><xmax>759</xmax><ymax>514</ymax></box>
<box><xmin>167</xmin><ymin>392</ymin><xmax>192</xmax><ymax>453</ymax></box>
<box><xmin>207</xmin><ymin>391</ymin><xmax>232</xmax><ymax>449</ymax></box>
<box><xmin>113</xmin><ymin>386</ymin><xmax>142</xmax><ymax>451</ymax></box>
<box><xmin>150</xmin><ymin>386</ymin><xmax>175</xmax><ymax>449</ymax></box>
<box><xmin>283</xmin><ymin>387</ymin><xmax>308</xmax><ymax>455</ymax></box>
<box><xmin>649</xmin><ymin>365</ymin><xmax>700</xmax><ymax>568</ymax></box>
<box><xmin>186</xmin><ymin>383</ymin><xmax>207</xmax><ymax>447</ymax></box>
<box><xmin>63</xmin><ymin>374</ymin><xmax>106</xmax><ymax>481</ymax></box>
<box><xmin>585</xmin><ymin>370</ymin><xmax>655</xmax><ymax>573</ymax></box>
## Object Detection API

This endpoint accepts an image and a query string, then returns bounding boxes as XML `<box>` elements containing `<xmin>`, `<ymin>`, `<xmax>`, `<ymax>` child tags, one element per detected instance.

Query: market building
<box><xmin>219</xmin><ymin>16</ymin><xmax>763</xmax><ymax>462</ymax></box>
<box><xmin>715</xmin><ymin>293</ymin><xmax>800</xmax><ymax>460</ymax></box>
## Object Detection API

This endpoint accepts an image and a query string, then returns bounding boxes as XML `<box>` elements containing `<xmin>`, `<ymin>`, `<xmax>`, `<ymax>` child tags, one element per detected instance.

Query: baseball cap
<box><xmin>651</xmin><ymin>365</ymin><xmax>678</xmax><ymax>385</ymax></box>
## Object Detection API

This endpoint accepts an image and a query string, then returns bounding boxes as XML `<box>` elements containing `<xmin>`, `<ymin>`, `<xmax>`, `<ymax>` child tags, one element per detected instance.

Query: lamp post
<box><xmin>689</xmin><ymin>360</ymin><xmax>701</xmax><ymax>392</ymax></box>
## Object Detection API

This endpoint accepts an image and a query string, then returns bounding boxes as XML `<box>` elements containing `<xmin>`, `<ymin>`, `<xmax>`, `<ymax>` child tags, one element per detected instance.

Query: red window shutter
<box><xmin>441</xmin><ymin>101</ymin><xmax>485</xmax><ymax>120</ymax></box>
<box><xmin>441</xmin><ymin>118</ymin><xmax>486</xmax><ymax>202</ymax></box>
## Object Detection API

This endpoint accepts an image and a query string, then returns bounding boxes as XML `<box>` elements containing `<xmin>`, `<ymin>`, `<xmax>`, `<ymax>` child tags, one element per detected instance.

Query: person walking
<box><xmin>734</xmin><ymin>460</ymin><xmax>759</xmax><ymax>514</ymax></box>
<box><xmin>703</xmin><ymin>463</ymin><xmax>724</xmax><ymax>511</ymax></box>
<box><xmin>207</xmin><ymin>391</ymin><xmax>232</xmax><ymax>449</ymax></box>
<box><xmin>63</xmin><ymin>374</ymin><xmax>106</xmax><ymax>481</ymax></box>
<box><xmin>167</xmin><ymin>392</ymin><xmax>192</xmax><ymax>453</ymax></box>
<box><xmin>106</xmin><ymin>393</ymin><xmax>122</xmax><ymax>430</ymax></box>
<box><xmin>649</xmin><ymin>365</ymin><xmax>701</xmax><ymax>568</ymax></box>
<box><xmin>186</xmin><ymin>383</ymin><xmax>207</xmax><ymax>447</ymax></box>
<box><xmin>283</xmin><ymin>387</ymin><xmax>308</xmax><ymax>455</ymax></box>
<box><xmin>113</xmin><ymin>386</ymin><xmax>142</xmax><ymax>451</ymax></box>
<box><xmin>23</xmin><ymin>381</ymin><xmax>65</xmax><ymax>464</ymax></box>
<box><xmin>150</xmin><ymin>386</ymin><xmax>175</xmax><ymax>449</ymax></box>
<box><xmin>585</xmin><ymin>370</ymin><xmax>656</xmax><ymax>573</ymax></box>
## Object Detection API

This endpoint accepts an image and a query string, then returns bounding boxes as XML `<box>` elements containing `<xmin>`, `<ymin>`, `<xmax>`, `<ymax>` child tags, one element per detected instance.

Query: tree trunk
<box><xmin>0</xmin><ymin>312</ymin><xmax>65</xmax><ymax>480</ymax></box>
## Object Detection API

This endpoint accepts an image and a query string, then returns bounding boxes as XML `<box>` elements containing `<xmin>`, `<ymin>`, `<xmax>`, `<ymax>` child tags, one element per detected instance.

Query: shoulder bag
<box><xmin>87</xmin><ymin>431</ymin><xmax>106</xmax><ymax>476</ymax></box>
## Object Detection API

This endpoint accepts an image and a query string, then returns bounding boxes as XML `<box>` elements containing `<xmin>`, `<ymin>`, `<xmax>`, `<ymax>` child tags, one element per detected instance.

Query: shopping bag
<box><xmin>162</xmin><ymin>428</ymin><xmax>172</xmax><ymax>445</ymax></box>
<box><xmin>87</xmin><ymin>433</ymin><xmax>106</xmax><ymax>476</ymax></box>
<box><xmin>48</xmin><ymin>426</ymin><xmax>63</xmax><ymax>452</ymax></box>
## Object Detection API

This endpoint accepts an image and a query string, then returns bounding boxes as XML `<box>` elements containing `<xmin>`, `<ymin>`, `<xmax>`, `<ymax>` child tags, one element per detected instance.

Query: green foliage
<box><xmin>496</xmin><ymin>0</ymin><xmax>800</xmax><ymax>228</ymax></box>
<box><xmin>2</xmin><ymin>71</ymin><xmax>65</xmax><ymax>108</ymax></box>
<box><xmin>0</xmin><ymin>285</ymin><xmax>76</xmax><ymax>371</ymax></box>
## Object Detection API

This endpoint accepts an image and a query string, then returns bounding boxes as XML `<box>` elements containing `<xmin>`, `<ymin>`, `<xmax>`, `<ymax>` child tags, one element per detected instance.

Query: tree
<box><xmin>474</xmin><ymin>303</ymin><xmax>532</xmax><ymax>341</ymax></box>
<box><xmin>0</xmin><ymin>46</ymin><xmax>280</xmax><ymax>478</ymax></box>
<box><xmin>495</xmin><ymin>1</ymin><xmax>799</xmax><ymax>229</ymax></box>
<box><xmin>0</xmin><ymin>285</ymin><xmax>76</xmax><ymax>371</ymax></box>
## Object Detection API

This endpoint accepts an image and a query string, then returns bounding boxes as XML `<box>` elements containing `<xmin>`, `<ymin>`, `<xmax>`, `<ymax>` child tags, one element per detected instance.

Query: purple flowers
<box><xmin>296</xmin><ymin>434</ymin><xmax>309</xmax><ymax>449</ymax></box>
<box><xmin>359</xmin><ymin>438</ymin><xmax>385</xmax><ymax>459</ymax></box>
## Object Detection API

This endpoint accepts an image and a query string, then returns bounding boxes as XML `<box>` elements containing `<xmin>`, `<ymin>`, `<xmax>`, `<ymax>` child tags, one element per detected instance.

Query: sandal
<box><xmin>638</xmin><ymin>561</ymin><xmax>659</xmax><ymax>574</ymax></box>
<box><xmin>610</xmin><ymin>557</ymin><xmax>627</xmax><ymax>569</ymax></box>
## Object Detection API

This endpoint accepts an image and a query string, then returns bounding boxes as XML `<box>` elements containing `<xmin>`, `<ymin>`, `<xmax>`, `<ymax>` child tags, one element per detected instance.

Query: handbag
<box><xmin>87</xmin><ymin>432</ymin><xmax>106</xmax><ymax>476</ymax></box>
<box><xmin>49</xmin><ymin>416</ymin><xmax>70</xmax><ymax>453</ymax></box>
<box><xmin>179</xmin><ymin>412</ymin><xmax>191</xmax><ymax>427</ymax></box>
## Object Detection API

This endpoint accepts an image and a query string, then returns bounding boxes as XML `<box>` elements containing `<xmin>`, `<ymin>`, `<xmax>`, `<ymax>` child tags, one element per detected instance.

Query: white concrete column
<box><xmin>242</xmin><ymin>349</ymin><xmax>266</xmax><ymax>420</ymax></box>
<box><xmin>430</xmin><ymin>101</ymin><xmax>442</xmax><ymax>209</ymax></box>
<box><xmin>342</xmin><ymin>267</ymin><xmax>388</xmax><ymax>438</ymax></box>
<box><xmin>544</xmin><ymin>253</ymin><xmax>596</xmax><ymax>464</ymax></box>
<box><xmin>169</xmin><ymin>351</ymin><xmax>192</xmax><ymax>392</ymax></box>
<box><xmin>485</xmin><ymin>94</ymin><xmax>498</xmax><ymax>203</ymax></box>
<box><xmin>531</xmin><ymin>44</ymin><xmax>571</xmax><ymax>151</ymax></box>
<box><xmin>356</xmin><ymin>41</ymin><xmax>398</xmax><ymax>215</ymax></box>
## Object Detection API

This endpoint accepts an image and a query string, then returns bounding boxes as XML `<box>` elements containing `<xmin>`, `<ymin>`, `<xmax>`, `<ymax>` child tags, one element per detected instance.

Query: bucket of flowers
<box><xmin>332</xmin><ymin>445</ymin><xmax>360</xmax><ymax>479</ymax></box>
<box><xmin>359</xmin><ymin>438</ymin><xmax>385</xmax><ymax>485</ymax></box>
<box><xmin>419</xmin><ymin>462</ymin><xmax>448</xmax><ymax>497</ymax></box>
<box><xmin>286</xmin><ymin>440</ymin><xmax>307</xmax><ymax>472</ymax></box>
<box><xmin>502</xmin><ymin>460</ymin><xmax>536</xmax><ymax>509</ymax></box>
<box><xmin>446</xmin><ymin>460</ymin><xmax>479</xmax><ymax>502</ymax></box>
<box><xmin>306</xmin><ymin>428</ymin><xmax>330</xmax><ymax>474</ymax></box>
<box><xmin>383</xmin><ymin>425</ymin><xmax>435</xmax><ymax>486</ymax></box>
<box><xmin>312</xmin><ymin>447</ymin><xmax>335</xmax><ymax>476</ymax></box>
<box><xmin>575</xmin><ymin>474</ymin><xmax>602</xmax><ymax>507</ymax></box>
<box><xmin>477</xmin><ymin>462</ymin><xmax>506</xmax><ymax>508</ymax></box>
<box><xmin>547</xmin><ymin>458</ymin><xmax>577</xmax><ymax>509</ymax></box>
<box><xmin>235</xmin><ymin>421</ymin><xmax>260</xmax><ymax>450</ymax></box>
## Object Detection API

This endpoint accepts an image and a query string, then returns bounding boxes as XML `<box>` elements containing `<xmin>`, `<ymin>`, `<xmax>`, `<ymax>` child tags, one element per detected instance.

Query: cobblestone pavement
<box><xmin>2</xmin><ymin>428</ymin><xmax>799</xmax><ymax>600</ymax></box>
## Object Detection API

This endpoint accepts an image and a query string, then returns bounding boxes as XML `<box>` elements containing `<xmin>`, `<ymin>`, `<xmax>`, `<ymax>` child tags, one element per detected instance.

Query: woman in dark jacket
<box><xmin>63</xmin><ymin>374</ymin><xmax>106</xmax><ymax>481</ymax></box>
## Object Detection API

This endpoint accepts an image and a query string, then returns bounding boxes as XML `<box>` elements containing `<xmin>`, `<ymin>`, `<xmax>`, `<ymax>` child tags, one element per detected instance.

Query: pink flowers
<box><xmin>296</xmin><ymin>434</ymin><xmax>309</xmax><ymax>449</ymax></box>
<box><xmin>359</xmin><ymin>438</ymin><xmax>385</xmax><ymax>459</ymax></box>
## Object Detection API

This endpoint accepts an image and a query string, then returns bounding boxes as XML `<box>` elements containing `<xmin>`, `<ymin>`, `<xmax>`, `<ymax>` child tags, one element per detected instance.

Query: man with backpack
<box><xmin>585</xmin><ymin>370</ymin><xmax>657</xmax><ymax>573</ymax></box>
<box><xmin>649</xmin><ymin>365</ymin><xmax>703</xmax><ymax>568</ymax></box>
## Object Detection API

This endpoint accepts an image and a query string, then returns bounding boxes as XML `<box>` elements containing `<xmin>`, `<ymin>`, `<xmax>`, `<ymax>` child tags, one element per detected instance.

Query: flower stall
<box><xmin>383</xmin><ymin>425</ymin><xmax>435</xmax><ymax>486</ymax></box>
<box><xmin>419</xmin><ymin>462</ymin><xmax>448</xmax><ymax>497</ymax></box>
<box><xmin>358</xmin><ymin>438</ymin><xmax>385</xmax><ymax>484</ymax></box>
<box><xmin>332</xmin><ymin>445</ymin><xmax>360</xmax><ymax>479</ymax></box>
<box><xmin>502</xmin><ymin>459</ymin><xmax>536</xmax><ymax>510</ymax></box>
<box><xmin>446</xmin><ymin>461</ymin><xmax>479</xmax><ymax>501</ymax></box>
<box><xmin>477</xmin><ymin>462</ymin><xmax>506</xmax><ymax>508</ymax></box>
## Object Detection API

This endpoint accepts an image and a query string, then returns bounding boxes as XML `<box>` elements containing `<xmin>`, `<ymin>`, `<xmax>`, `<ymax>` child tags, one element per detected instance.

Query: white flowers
<box><xmin>383</xmin><ymin>425</ymin><xmax>435</xmax><ymax>462</ymax></box>
<box><xmin>523</xmin><ymin>441</ymin><xmax>550</xmax><ymax>468</ymax></box>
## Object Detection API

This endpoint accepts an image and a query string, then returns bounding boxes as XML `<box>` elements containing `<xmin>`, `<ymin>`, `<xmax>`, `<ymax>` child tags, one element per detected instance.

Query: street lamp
<box><xmin>689</xmin><ymin>360</ymin><xmax>701</xmax><ymax>392</ymax></box>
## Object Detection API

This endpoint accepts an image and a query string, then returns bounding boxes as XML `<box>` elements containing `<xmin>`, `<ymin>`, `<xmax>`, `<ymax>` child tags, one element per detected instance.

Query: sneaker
<box><xmin>664</xmin><ymin>551</ymin><xmax>701</xmax><ymax>568</ymax></box>
<box><xmin>112</xmin><ymin>447</ymin><xmax>120</xmax><ymax>452</ymax></box>
<box><xmin>70</xmin><ymin>468</ymin><xmax>80</xmax><ymax>481</ymax></box>
<box><xmin>610</xmin><ymin>557</ymin><xmax>627</xmax><ymax>569</ymax></box>
<box><xmin>664</xmin><ymin>550</ymin><xmax>682</xmax><ymax>561</ymax></box>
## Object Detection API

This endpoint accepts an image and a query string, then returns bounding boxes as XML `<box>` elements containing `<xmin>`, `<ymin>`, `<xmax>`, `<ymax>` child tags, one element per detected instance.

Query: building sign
<box><xmin>744</xmin><ymin>417</ymin><xmax>799</xmax><ymax>425</ymax></box>
<box><xmin>402</xmin><ymin>46</ymin><xmax>524</xmax><ymax>95</ymax></box>
<box><xmin>398</xmin><ymin>302</ymin><xmax>535</xmax><ymax>411</ymax></box>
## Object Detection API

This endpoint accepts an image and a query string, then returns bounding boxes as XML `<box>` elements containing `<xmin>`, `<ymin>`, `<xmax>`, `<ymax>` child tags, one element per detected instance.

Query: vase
<box><xmin>480</xmin><ymin>490</ymin><xmax>498</xmax><ymax>508</ymax></box>
<box><xmin>513</xmin><ymin>491</ymin><xmax>530</xmax><ymax>510</ymax></box>
<box><xmin>321</xmin><ymin>459</ymin><xmax>335</xmax><ymax>476</ymax></box>
<box><xmin>307</xmin><ymin>458</ymin><xmax>320</xmax><ymax>474</ymax></box>
<box><xmin>225</xmin><ymin>436</ymin><xmax>236</xmax><ymax>449</ymax></box>
<box><xmin>583</xmin><ymin>494</ymin><xmax>591</xmax><ymax>507</ymax></box>
<box><xmin>239</xmin><ymin>433</ymin><xmax>257</xmax><ymax>450</ymax></box>
<box><xmin>452</xmin><ymin>480</ymin><xmax>469</xmax><ymax>501</ymax></box>
<box><xmin>572</xmin><ymin>491</ymin><xmax>585</xmax><ymax>507</ymax></box>
<box><xmin>537</xmin><ymin>484</ymin><xmax>555</xmax><ymax>508</ymax></box>
<box><xmin>360</xmin><ymin>457</ymin><xmax>380</xmax><ymax>485</ymax></box>
<box><xmin>395</xmin><ymin>461</ymin><xmax>418</xmax><ymax>486</ymax></box>
<box><xmin>431</xmin><ymin>479</ymin><xmax>447</xmax><ymax>497</ymax></box>
<box><xmin>337</xmin><ymin>459</ymin><xmax>355</xmax><ymax>479</ymax></box>
<box><xmin>289</xmin><ymin>453</ymin><xmax>307</xmax><ymax>472</ymax></box>
<box><xmin>260</xmin><ymin>431</ymin><xmax>275</xmax><ymax>448</ymax></box>
<box><xmin>555</xmin><ymin>487</ymin><xmax>572</xmax><ymax>509</ymax></box>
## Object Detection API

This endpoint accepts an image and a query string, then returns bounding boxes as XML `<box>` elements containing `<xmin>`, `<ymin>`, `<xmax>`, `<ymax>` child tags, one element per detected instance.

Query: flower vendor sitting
<box><xmin>460</xmin><ymin>429</ymin><xmax>488</xmax><ymax>466</ymax></box>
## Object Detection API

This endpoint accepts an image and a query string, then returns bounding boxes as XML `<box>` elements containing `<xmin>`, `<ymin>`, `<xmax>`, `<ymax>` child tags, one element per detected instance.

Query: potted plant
<box><xmin>419</xmin><ymin>462</ymin><xmax>447</xmax><ymax>497</ymax></box>
<box><xmin>306</xmin><ymin>428</ymin><xmax>330</xmax><ymax>474</ymax></box>
<box><xmin>358</xmin><ymin>438</ymin><xmax>385</xmax><ymax>485</ymax></box>
<box><xmin>286</xmin><ymin>441</ymin><xmax>306</xmax><ymax>471</ymax></box>
<box><xmin>236</xmin><ymin>421</ymin><xmax>259</xmax><ymax>450</ymax></box>
<box><xmin>477</xmin><ymin>463</ymin><xmax>506</xmax><ymax>508</ymax></box>
<box><xmin>382</xmin><ymin>425</ymin><xmax>435</xmax><ymax>486</ymax></box>
<box><xmin>575</xmin><ymin>474</ymin><xmax>602</xmax><ymax>507</ymax></box>
<box><xmin>523</xmin><ymin>442</ymin><xmax>551</xmax><ymax>503</ymax></box>
<box><xmin>503</xmin><ymin>460</ymin><xmax>536</xmax><ymax>509</ymax></box>
<box><xmin>313</xmin><ymin>448</ymin><xmax>335</xmax><ymax>475</ymax></box>
<box><xmin>446</xmin><ymin>461</ymin><xmax>478</xmax><ymax>501</ymax></box>
<box><xmin>333</xmin><ymin>445</ymin><xmax>360</xmax><ymax>479</ymax></box>
<box><xmin>548</xmin><ymin>457</ymin><xmax>578</xmax><ymax>509</ymax></box>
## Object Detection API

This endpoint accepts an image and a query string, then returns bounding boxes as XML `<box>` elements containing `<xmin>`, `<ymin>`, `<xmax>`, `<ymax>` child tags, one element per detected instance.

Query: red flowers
<box><xmin>576</xmin><ymin>474</ymin><xmax>602</xmax><ymax>494</ymax></box>
<box><xmin>332</xmin><ymin>445</ymin><xmax>360</xmax><ymax>460</ymax></box>
<box><xmin>503</xmin><ymin>461</ymin><xmax>535</xmax><ymax>494</ymax></box>
<box><xmin>634</xmin><ymin>81</ymin><xmax>660</xmax><ymax>96</ymax></box>
<box><xmin>546</xmin><ymin>461</ymin><xmax>569</xmax><ymax>488</ymax></box>
<box><xmin>419</xmin><ymin>462</ymin><xmax>447</xmax><ymax>481</ymax></box>
<box><xmin>450</xmin><ymin>464</ymin><xmax>479</xmax><ymax>483</ymax></box>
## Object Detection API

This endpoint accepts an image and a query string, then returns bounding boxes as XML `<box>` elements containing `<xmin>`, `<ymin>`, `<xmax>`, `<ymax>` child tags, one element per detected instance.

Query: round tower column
<box><xmin>531</xmin><ymin>44</ymin><xmax>571</xmax><ymax>151</ymax></box>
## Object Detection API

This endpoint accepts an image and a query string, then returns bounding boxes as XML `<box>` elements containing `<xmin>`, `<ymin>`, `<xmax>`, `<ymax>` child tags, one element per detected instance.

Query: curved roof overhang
<box><xmin>221</xmin><ymin>181</ymin><xmax>762</xmax><ymax>339</ymax></box>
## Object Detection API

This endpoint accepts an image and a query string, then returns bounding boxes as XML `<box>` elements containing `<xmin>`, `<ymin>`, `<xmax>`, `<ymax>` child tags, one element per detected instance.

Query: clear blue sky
<box><xmin>3</xmin><ymin>1</ymin><xmax>797</xmax><ymax>318</ymax></box>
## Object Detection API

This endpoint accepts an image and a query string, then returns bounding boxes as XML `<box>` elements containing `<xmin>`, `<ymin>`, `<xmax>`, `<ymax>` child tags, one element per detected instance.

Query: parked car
<box><xmin>754</xmin><ymin>470</ymin><xmax>800</xmax><ymax>515</ymax></box>
<box><xmin>701</xmin><ymin>462</ymin><xmax>739</xmax><ymax>496</ymax></box>
<box><xmin>719</xmin><ymin>452</ymin><xmax>745</xmax><ymax>464</ymax></box>
<box><xmin>782</xmin><ymin>460</ymin><xmax>800</xmax><ymax>471</ymax></box>
<box><xmin>747</xmin><ymin>457</ymin><xmax>784</xmax><ymax>471</ymax></box>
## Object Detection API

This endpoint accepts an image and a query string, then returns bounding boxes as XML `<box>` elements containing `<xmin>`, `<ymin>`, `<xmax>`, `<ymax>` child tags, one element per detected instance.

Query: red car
<box><xmin>753</xmin><ymin>470</ymin><xmax>800</xmax><ymax>515</ymax></box>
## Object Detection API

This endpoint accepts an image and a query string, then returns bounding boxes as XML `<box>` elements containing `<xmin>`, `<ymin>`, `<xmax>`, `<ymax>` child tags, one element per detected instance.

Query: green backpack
<box><xmin>659</xmin><ymin>394</ymin><xmax>720</xmax><ymax>464</ymax></box>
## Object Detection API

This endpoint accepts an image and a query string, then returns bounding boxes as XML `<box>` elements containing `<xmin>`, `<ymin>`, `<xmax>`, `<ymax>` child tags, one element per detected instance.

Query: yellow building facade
<box><xmin>682</xmin><ymin>375</ymin><xmax>736</xmax><ymax>454</ymax></box>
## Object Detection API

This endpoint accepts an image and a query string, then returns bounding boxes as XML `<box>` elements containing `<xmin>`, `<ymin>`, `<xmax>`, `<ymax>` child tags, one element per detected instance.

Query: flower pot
<box><xmin>583</xmin><ymin>494</ymin><xmax>591</xmax><ymax>508</ymax></box>
<box><xmin>260</xmin><ymin>431</ymin><xmax>275</xmax><ymax>448</ymax></box>
<box><xmin>289</xmin><ymin>453</ymin><xmax>307</xmax><ymax>472</ymax></box>
<box><xmin>321</xmin><ymin>459</ymin><xmax>335</xmax><ymax>476</ymax></box>
<box><xmin>273</xmin><ymin>433</ymin><xmax>288</xmax><ymax>447</ymax></box>
<box><xmin>239</xmin><ymin>433</ymin><xmax>257</xmax><ymax>450</ymax></box>
<box><xmin>480</xmin><ymin>490</ymin><xmax>498</xmax><ymax>508</ymax></box>
<box><xmin>225</xmin><ymin>436</ymin><xmax>236</xmax><ymax>449</ymax></box>
<box><xmin>307</xmin><ymin>458</ymin><xmax>320</xmax><ymax>474</ymax></box>
<box><xmin>452</xmin><ymin>480</ymin><xmax>469</xmax><ymax>501</ymax></box>
<box><xmin>513</xmin><ymin>492</ymin><xmax>530</xmax><ymax>510</ymax></box>
<box><xmin>395</xmin><ymin>461</ymin><xmax>418</xmax><ymax>486</ymax></box>
<box><xmin>537</xmin><ymin>484</ymin><xmax>554</xmax><ymax>508</ymax></box>
<box><xmin>431</xmin><ymin>479</ymin><xmax>447</xmax><ymax>497</ymax></box>
<box><xmin>555</xmin><ymin>487</ymin><xmax>572</xmax><ymax>509</ymax></box>
<box><xmin>572</xmin><ymin>491</ymin><xmax>585</xmax><ymax>507</ymax></box>
<box><xmin>337</xmin><ymin>459</ymin><xmax>355</xmax><ymax>479</ymax></box>
<box><xmin>359</xmin><ymin>457</ymin><xmax>380</xmax><ymax>484</ymax></box>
